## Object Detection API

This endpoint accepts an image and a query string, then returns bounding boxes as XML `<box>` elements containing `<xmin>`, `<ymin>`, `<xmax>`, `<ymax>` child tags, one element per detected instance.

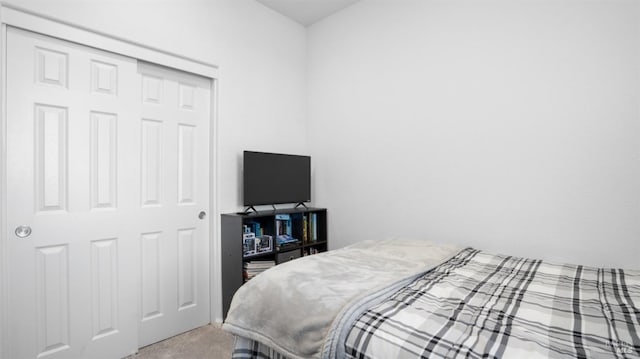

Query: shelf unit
<box><xmin>221</xmin><ymin>207</ymin><xmax>327</xmax><ymax>318</ymax></box>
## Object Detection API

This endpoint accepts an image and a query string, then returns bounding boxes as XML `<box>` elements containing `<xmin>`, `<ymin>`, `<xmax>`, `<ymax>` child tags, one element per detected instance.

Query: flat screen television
<box><xmin>243</xmin><ymin>151</ymin><xmax>311</xmax><ymax>206</ymax></box>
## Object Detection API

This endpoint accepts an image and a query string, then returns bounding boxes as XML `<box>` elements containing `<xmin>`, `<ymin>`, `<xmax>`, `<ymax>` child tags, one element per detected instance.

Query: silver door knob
<box><xmin>15</xmin><ymin>225</ymin><xmax>32</xmax><ymax>238</ymax></box>
<box><xmin>198</xmin><ymin>211</ymin><xmax>206</xmax><ymax>220</ymax></box>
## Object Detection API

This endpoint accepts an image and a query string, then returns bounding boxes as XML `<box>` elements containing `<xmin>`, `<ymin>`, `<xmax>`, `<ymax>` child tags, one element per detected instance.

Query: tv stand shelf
<box><xmin>221</xmin><ymin>207</ymin><xmax>327</xmax><ymax>319</ymax></box>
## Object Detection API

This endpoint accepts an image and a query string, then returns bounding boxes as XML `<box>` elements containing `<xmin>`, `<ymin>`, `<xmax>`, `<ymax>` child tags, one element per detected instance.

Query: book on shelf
<box><xmin>308</xmin><ymin>213</ymin><xmax>318</xmax><ymax>242</ymax></box>
<box><xmin>244</xmin><ymin>221</ymin><xmax>263</xmax><ymax>237</ymax></box>
<box><xmin>244</xmin><ymin>260</ymin><xmax>275</xmax><ymax>269</ymax></box>
<box><xmin>303</xmin><ymin>215</ymin><xmax>308</xmax><ymax>244</ymax></box>
<box><xmin>275</xmin><ymin>214</ymin><xmax>300</xmax><ymax>247</ymax></box>
<box><xmin>243</xmin><ymin>259</ymin><xmax>275</xmax><ymax>281</ymax></box>
<box><xmin>275</xmin><ymin>214</ymin><xmax>292</xmax><ymax>237</ymax></box>
<box><xmin>276</xmin><ymin>234</ymin><xmax>299</xmax><ymax>251</ymax></box>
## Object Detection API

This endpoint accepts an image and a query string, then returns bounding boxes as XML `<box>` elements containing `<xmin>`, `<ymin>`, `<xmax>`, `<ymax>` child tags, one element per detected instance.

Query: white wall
<box><xmin>6</xmin><ymin>0</ymin><xmax>308</xmax><ymax>212</ymax></box>
<box><xmin>6</xmin><ymin>0</ymin><xmax>638</xmax><ymax>268</ymax></box>
<box><xmin>308</xmin><ymin>0</ymin><xmax>640</xmax><ymax>269</ymax></box>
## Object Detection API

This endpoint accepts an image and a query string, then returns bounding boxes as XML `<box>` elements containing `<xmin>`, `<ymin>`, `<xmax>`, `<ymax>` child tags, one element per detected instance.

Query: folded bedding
<box><xmin>223</xmin><ymin>240</ymin><xmax>640</xmax><ymax>359</ymax></box>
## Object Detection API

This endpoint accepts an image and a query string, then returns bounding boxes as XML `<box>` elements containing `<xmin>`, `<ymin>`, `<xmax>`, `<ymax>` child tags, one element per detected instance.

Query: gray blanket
<box><xmin>222</xmin><ymin>239</ymin><xmax>462</xmax><ymax>359</ymax></box>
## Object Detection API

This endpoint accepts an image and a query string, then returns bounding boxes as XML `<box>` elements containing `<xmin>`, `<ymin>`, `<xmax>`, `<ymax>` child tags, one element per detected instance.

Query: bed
<box><xmin>222</xmin><ymin>239</ymin><xmax>640</xmax><ymax>358</ymax></box>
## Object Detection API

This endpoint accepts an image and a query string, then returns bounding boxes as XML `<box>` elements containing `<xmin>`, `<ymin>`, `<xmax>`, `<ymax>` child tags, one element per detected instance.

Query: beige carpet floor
<box><xmin>126</xmin><ymin>323</ymin><xmax>235</xmax><ymax>359</ymax></box>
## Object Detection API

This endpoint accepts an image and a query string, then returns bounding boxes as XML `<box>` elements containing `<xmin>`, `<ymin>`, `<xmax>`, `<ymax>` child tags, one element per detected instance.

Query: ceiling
<box><xmin>255</xmin><ymin>0</ymin><xmax>361</xmax><ymax>26</ymax></box>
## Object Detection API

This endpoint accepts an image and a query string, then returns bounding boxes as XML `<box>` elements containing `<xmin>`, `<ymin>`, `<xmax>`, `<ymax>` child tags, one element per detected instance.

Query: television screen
<box><xmin>243</xmin><ymin>151</ymin><xmax>311</xmax><ymax>206</ymax></box>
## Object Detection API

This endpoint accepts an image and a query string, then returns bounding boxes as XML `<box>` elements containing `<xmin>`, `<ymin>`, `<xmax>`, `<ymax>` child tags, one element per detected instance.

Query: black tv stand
<box><xmin>294</xmin><ymin>202</ymin><xmax>308</xmax><ymax>210</ymax></box>
<box><xmin>221</xmin><ymin>207</ymin><xmax>327</xmax><ymax>319</ymax></box>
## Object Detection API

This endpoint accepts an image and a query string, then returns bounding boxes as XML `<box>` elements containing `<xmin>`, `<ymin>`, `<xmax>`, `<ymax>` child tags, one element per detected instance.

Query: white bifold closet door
<box><xmin>5</xmin><ymin>27</ymin><xmax>211</xmax><ymax>359</ymax></box>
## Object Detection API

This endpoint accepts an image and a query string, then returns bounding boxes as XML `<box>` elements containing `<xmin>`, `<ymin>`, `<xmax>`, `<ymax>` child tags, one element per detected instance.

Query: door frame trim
<box><xmin>0</xmin><ymin>4</ymin><xmax>221</xmax><ymax>358</ymax></box>
<box><xmin>0</xmin><ymin>3</ymin><xmax>218</xmax><ymax>78</ymax></box>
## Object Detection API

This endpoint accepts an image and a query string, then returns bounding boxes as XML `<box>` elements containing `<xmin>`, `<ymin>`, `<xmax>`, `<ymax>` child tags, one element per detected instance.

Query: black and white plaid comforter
<box><xmin>232</xmin><ymin>247</ymin><xmax>640</xmax><ymax>358</ymax></box>
<box><xmin>344</xmin><ymin>248</ymin><xmax>640</xmax><ymax>358</ymax></box>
